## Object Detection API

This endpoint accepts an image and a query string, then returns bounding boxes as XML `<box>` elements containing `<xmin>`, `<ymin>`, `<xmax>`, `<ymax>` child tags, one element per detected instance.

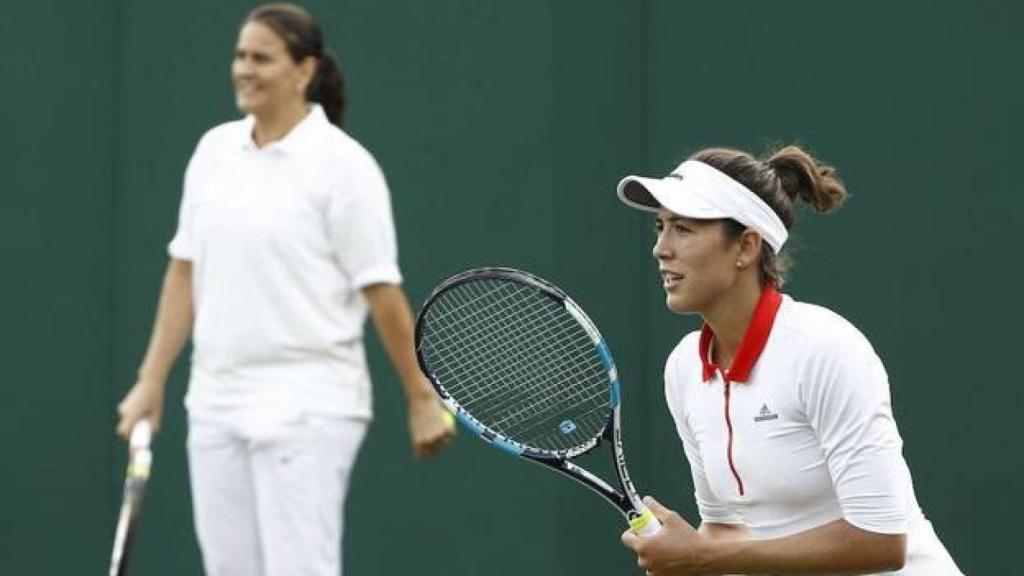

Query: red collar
<box><xmin>699</xmin><ymin>287</ymin><xmax>783</xmax><ymax>383</ymax></box>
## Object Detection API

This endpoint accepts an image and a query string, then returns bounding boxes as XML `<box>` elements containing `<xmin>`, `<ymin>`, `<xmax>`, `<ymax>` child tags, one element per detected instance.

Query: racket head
<box><xmin>415</xmin><ymin>267</ymin><xmax>621</xmax><ymax>460</ymax></box>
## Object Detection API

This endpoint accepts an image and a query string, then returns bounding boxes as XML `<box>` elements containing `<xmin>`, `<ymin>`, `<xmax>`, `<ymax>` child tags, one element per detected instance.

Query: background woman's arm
<box><xmin>116</xmin><ymin>259</ymin><xmax>193</xmax><ymax>438</ymax></box>
<box><xmin>363</xmin><ymin>282</ymin><xmax>454</xmax><ymax>459</ymax></box>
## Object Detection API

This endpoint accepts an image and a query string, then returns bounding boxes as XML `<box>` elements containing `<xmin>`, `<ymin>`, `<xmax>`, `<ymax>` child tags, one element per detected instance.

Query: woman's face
<box><xmin>653</xmin><ymin>209</ymin><xmax>743</xmax><ymax>315</ymax></box>
<box><xmin>232</xmin><ymin>21</ymin><xmax>309</xmax><ymax>117</ymax></box>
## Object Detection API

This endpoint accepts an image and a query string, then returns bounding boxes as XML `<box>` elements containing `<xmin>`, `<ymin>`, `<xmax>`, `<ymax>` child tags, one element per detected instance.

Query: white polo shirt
<box><xmin>665</xmin><ymin>288</ymin><xmax>961</xmax><ymax>573</ymax></box>
<box><xmin>169</xmin><ymin>105</ymin><xmax>401</xmax><ymax>420</ymax></box>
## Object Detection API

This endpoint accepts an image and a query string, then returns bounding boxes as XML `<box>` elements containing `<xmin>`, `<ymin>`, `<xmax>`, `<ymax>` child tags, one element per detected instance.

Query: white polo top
<box><xmin>665</xmin><ymin>288</ymin><xmax>962</xmax><ymax>573</ymax></box>
<box><xmin>169</xmin><ymin>105</ymin><xmax>401</xmax><ymax>420</ymax></box>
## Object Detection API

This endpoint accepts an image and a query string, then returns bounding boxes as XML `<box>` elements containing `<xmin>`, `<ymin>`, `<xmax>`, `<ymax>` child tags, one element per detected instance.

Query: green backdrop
<box><xmin>2</xmin><ymin>1</ymin><xmax>1018</xmax><ymax>574</ymax></box>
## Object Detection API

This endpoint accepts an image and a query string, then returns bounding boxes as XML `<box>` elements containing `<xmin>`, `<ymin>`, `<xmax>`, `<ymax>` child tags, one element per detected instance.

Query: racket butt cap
<box><xmin>629</xmin><ymin>508</ymin><xmax>663</xmax><ymax>536</ymax></box>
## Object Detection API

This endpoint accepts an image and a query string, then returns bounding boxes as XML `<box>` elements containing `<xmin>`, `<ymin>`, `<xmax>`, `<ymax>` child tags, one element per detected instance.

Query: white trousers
<box><xmin>187</xmin><ymin>410</ymin><xmax>367</xmax><ymax>576</ymax></box>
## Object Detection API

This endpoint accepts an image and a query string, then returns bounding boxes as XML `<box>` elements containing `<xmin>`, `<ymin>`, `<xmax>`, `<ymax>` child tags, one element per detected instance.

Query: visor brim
<box><xmin>616</xmin><ymin>175</ymin><xmax>730</xmax><ymax>220</ymax></box>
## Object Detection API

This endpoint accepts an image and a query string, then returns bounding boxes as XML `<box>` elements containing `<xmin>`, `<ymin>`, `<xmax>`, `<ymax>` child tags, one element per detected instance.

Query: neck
<box><xmin>703</xmin><ymin>273</ymin><xmax>763</xmax><ymax>369</ymax></box>
<box><xmin>252</xmin><ymin>100</ymin><xmax>309</xmax><ymax>148</ymax></box>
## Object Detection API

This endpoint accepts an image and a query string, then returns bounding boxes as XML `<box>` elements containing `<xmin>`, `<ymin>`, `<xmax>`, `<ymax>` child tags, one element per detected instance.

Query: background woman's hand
<box><xmin>406</xmin><ymin>387</ymin><xmax>455</xmax><ymax>460</ymax></box>
<box><xmin>116</xmin><ymin>379</ymin><xmax>166</xmax><ymax>439</ymax></box>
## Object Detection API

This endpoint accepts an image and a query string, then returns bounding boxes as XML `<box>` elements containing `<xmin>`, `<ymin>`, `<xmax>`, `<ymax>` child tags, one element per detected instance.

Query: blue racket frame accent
<box><xmin>595</xmin><ymin>340</ymin><xmax>614</xmax><ymax>369</ymax></box>
<box><xmin>596</xmin><ymin>340</ymin><xmax>622</xmax><ymax>409</ymax></box>
<box><xmin>609</xmin><ymin>379</ymin><xmax>621</xmax><ymax>410</ymax></box>
<box><xmin>490</xmin><ymin>435</ymin><xmax>526</xmax><ymax>456</ymax></box>
<box><xmin>452</xmin><ymin>406</ymin><xmax>484</xmax><ymax>436</ymax></box>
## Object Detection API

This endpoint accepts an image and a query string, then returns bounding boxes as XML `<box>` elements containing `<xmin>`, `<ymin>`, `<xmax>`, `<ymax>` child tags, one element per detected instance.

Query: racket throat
<box><xmin>606</xmin><ymin>422</ymin><xmax>646</xmax><ymax>516</ymax></box>
<box><xmin>545</xmin><ymin>458</ymin><xmax>633</xmax><ymax>517</ymax></box>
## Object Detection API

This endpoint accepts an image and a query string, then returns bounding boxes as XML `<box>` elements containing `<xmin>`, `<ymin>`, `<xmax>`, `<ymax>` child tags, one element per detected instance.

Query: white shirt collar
<box><xmin>239</xmin><ymin>104</ymin><xmax>329</xmax><ymax>154</ymax></box>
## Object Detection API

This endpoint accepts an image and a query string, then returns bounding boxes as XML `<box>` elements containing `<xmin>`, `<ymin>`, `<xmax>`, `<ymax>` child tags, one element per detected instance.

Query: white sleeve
<box><xmin>664</xmin><ymin>348</ymin><xmax>743</xmax><ymax>526</ymax></box>
<box><xmin>800</xmin><ymin>334</ymin><xmax>911</xmax><ymax>534</ymax></box>
<box><xmin>327</xmin><ymin>151</ymin><xmax>403</xmax><ymax>289</ymax></box>
<box><xmin>167</xmin><ymin>137</ymin><xmax>204</xmax><ymax>260</ymax></box>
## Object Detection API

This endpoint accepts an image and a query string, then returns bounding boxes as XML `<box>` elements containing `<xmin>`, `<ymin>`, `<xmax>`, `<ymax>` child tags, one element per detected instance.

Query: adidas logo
<box><xmin>754</xmin><ymin>403</ymin><xmax>779</xmax><ymax>422</ymax></box>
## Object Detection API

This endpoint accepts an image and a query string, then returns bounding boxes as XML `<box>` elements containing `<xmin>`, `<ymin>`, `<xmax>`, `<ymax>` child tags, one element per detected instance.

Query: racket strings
<box><xmin>428</xmin><ymin>324</ymin><xmax>606</xmax><ymax>451</ymax></box>
<box><xmin>421</xmin><ymin>278</ymin><xmax>611</xmax><ymax>453</ymax></box>
<box><xmin>437</xmin><ymin>316</ymin><xmax>604</xmax><ymax>411</ymax></box>
<box><xmin>429</xmin><ymin>282</ymin><xmax>602</xmax><ymax>409</ymax></box>
<box><xmin>428</xmin><ymin>286</ymin><xmax>550</xmax><ymax>392</ymax></box>
<box><xmin>427</xmin><ymin>283</ymin><xmax>568</xmax><ymax>391</ymax></box>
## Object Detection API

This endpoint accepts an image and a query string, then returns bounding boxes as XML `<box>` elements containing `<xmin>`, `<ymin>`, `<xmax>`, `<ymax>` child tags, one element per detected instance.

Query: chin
<box><xmin>665</xmin><ymin>295</ymin><xmax>699</xmax><ymax>316</ymax></box>
<box><xmin>235</xmin><ymin>96</ymin><xmax>262</xmax><ymax>115</ymax></box>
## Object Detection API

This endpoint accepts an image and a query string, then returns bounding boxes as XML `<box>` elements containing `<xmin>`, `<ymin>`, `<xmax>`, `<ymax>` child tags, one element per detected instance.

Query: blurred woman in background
<box><xmin>115</xmin><ymin>4</ymin><xmax>453</xmax><ymax>575</ymax></box>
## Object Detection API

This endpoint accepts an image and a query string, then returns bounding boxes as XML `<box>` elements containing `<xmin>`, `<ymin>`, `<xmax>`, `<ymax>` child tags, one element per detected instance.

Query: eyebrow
<box><xmin>236</xmin><ymin>47</ymin><xmax>272</xmax><ymax>57</ymax></box>
<box><xmin>656</xmin><ymin>215</ymin><xmax>689</xmax><ymax>223</ymax></box>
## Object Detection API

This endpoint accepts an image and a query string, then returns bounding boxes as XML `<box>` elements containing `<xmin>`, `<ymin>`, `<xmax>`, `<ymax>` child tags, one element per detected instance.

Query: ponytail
<box><xmin>307</xmin><ymin>50</ymin><xmax>346</xmax><ymax>127</ymax></box>
<box><xmin>767</xmin><ymin>146</ymin><xmax>847</xmax><ymax>214</ymax></box>
<box><xmin>690</xmin><ymin>144</ymin><xmax>849</xmax><ymax>288</ymax></box>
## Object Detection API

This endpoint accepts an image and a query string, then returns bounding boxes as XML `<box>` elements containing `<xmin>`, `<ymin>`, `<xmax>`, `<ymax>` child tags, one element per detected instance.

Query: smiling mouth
<box><xmin>236</xmin><ymin>83</ymin><xmax>261</xmax><ymax>96</ymax></box>
<box><xmin>661</xmin><ymin>270</ymin><xmax>683</xmax><ymax>288</ymax></box>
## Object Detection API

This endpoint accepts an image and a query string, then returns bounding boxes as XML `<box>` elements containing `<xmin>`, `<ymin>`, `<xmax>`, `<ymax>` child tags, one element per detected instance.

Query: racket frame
<box><xmin>415</xmin><ymin>267</ymin><xmax>657</xmax><ymax>534</ymax></box>
<box><xmin>109</xmin><ymin>420</ymin><xmax>153</xmax><ymax>576</ymax></box>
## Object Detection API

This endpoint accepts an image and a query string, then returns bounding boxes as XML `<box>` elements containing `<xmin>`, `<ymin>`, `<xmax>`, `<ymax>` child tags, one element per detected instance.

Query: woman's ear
<box><xmin>736</xmin><ymin>228</ymin><xmax>763</xmax><ymax>269</ymax></box>
<box><xmin>295</xmin><ymin>56</ymin><xmax>317</xmax><ymax>94</ymax></box>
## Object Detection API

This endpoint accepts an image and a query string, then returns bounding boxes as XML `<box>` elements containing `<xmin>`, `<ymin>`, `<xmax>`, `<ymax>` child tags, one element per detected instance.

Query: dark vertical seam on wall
<box><xmin>550</xmin><ymin>1</ymin><xmax>560</xmax><ymax>280</ymax></box>
<box><xmin>636</xmin><ymin>0</ymin><xmax>654</xmax><ymax>483</ymax></box>
<box><xmin>107</xmin><ymin>0</ymin><xmax>123</xmax><ymax>525</ymax></box>
<box><xmin>638</xmin><ymin>0</ymin><xmax>650</xmax><ymax>174</ymax></box>
<box><xmin>549</xmin><ymin>2</ymin><xmax>563</xmax><ymax>568</ymax></box>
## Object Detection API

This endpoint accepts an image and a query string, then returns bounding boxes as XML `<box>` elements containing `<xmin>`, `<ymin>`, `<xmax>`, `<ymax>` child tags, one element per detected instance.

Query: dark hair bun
<box><xmin>767</xmin><ymin>146</ymin><xmax>847</xmax><ymax>213</ymax></box>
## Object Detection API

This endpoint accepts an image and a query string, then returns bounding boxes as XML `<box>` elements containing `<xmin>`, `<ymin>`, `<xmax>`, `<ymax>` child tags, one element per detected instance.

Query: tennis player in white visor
<box><xmin>617</xmin><ymin>145</ymin><xmax>962</xmax><ymax>575</ymax></box>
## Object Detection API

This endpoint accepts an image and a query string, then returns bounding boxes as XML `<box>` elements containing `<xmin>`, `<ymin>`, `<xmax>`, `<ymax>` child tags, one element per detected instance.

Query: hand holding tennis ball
<box><xmin>408</xmin><ymin>394</ymin><xmax>456</xmax><ymax>459</ymax></box>
<box><xmin>442</xmin><ymin>408</ymin><xmax>456</xmax><ymax>432</ymax></box>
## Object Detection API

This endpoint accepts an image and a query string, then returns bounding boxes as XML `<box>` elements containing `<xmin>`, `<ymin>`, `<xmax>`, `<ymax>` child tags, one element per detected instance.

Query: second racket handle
<box><xmin>629</xmin><ymin>508</ymin><xmax>663</xmax><ymax>536</ymax></box>
<box><xmin>128</xmin><ymin>420</ymin><xmax>153</xmax><ymax>479</ymax></box>
<box><xmin>130</xmin><ymin>419</ymin><xmax>152</xmax><ymax>450</ymax></box>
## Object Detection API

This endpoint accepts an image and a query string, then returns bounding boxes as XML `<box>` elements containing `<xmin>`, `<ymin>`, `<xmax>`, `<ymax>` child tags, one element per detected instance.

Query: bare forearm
<box><xmin>363</xmin><ymin>282</ymin><xmax>454</xmax><ymax>459</ymax></box>
<box><xmin>700</xmin><ymin>519</ymin><xmax>905</xmax><ymax>575</ymax></box>
<box><xmin>700</xmin><ymin>522</ymin><xmax>749</xmax><ymax>542</ymax></box>
<box><xmin>137</xmin><ymin>259</ymin><xmax>194</xmax><ymax>385</ymax></box>
<box><xmin>363</xmin><ymin>283</ymin><xmax>433</xmax><ymax>402</ymax></box>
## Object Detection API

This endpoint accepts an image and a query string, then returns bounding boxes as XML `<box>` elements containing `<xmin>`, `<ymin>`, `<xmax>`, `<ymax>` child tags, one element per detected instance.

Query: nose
<box><xmin>652</xmin><ymin>230</ymin><xmax>671</xmax><ymax>261</ymax></box>
<box><xmin>233</xmin><ymin>56</ymin><xmax>253</xmax><ymax>79</ymax></box>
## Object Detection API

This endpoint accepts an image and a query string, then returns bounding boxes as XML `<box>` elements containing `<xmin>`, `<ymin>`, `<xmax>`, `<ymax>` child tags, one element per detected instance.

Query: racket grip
<box><xmin>629</xmin><ymin>508</ymin><xmax>663</xmax><ymax>536</ymax></box>
<box><xmin>130</xmin><ymin>420</ymin><xmax>152</xmax><ymax>450</ymax></box>
<box><xmin>127</xmin><ymin>420</ymin><xmax>153</xmax><ymax>479</ymax></box>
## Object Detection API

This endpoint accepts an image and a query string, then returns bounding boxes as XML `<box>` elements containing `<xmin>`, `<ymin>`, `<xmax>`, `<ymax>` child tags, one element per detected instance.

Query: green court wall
<box><xmin>1</xmin><ymin>1</ymin><xmax>1018</xmax><ymax>574</ymax></box>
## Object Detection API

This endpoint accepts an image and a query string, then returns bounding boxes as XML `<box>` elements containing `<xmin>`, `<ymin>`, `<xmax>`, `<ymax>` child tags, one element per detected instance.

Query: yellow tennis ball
<box><xmin>442</xmin><ymin>409</ymin><xmax>456</xmax><ymax>432</ymax></box>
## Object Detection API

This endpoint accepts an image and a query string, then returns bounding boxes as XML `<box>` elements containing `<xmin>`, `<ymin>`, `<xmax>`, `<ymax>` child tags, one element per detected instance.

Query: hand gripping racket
<box><xmin>109</xmin><ymin>420</ymin><xmax>153</xmax><ymax>576</ymax></box>
<box><xmin>415</xmin><ymin>267</ymin><xmax>661</xmax><ymax>536</ymax></box>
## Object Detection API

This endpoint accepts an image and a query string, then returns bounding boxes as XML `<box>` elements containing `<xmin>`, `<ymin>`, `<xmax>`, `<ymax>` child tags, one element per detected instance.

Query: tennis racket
<box><xmin>109</xmin><ymin>420</ymin><xmax>153</xmax><ymax>576</ymax></box>
<box><xmin>415</xmin><ymin>267</ymin><xmax>661</xmax><ymax>536</ymax></box>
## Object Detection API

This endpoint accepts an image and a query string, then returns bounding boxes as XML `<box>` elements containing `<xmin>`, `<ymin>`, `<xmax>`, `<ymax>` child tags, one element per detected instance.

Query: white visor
<box><xmin>616</xmin><ymin>160</ymin><xmax>788</xmax><ymax>253</ymax></box>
